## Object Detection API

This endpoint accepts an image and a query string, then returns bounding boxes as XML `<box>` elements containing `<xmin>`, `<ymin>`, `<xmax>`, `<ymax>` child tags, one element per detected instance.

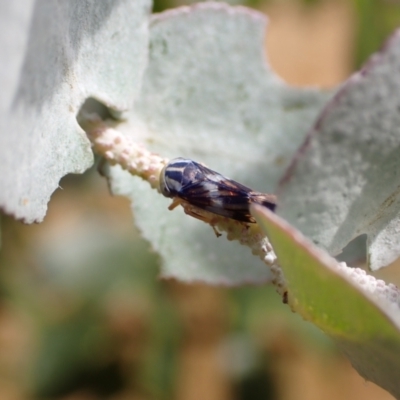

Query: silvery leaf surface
<box><xmin>0</xmin><ymin>0</ymin><xmax>150</xmax><ymax>222</ymax></box>
<box><xmin>108</xmin><ymin>3</ymin><xmax>332</xmax><ymax>284</ymax></box>
<box><xmin>278</xmin><ymin>29</ymin><xmax>400</xmax><ymax>271</ymax></box>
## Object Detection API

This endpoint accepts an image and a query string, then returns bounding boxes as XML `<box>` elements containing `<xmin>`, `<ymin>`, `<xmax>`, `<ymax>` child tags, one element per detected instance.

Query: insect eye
<box><xmin>159</xmin><ymin>165</ymin><xmax>172</xmax><ymax>197</ymax></box>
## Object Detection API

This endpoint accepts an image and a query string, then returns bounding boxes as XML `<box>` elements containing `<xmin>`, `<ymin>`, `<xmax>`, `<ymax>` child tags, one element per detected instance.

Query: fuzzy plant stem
<box><xmin>85</xmin><ymin>118</ymin><xmax>287</xmax><ymax>299</ymax></box>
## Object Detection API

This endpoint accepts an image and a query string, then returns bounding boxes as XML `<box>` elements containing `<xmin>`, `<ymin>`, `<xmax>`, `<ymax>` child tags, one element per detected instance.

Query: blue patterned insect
<box><xmin>160</xmin><ymin>157</ymin><xmax>276</xmax><ymax>223</ymax></box>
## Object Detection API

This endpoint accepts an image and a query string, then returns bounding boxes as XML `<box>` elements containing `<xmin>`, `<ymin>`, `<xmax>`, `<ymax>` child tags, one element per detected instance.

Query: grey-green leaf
<box><xmin>252</xmin><ymin>204</ymin><xmax>400</xmax><ymax>399</ymax></box>
<box><xmin>108</xmin><ymin>3</ymin><xmax>332</xmax><ymax>284</ymax></box>
<box><xmin>278</xmin><ymin>29</ymin><xmax>400</xmax><ymax>271</ymax></box>
<box><xmin>0</xmin><ymin>0</ymin><xmax>151</xmax><ymax>222</ymax></box>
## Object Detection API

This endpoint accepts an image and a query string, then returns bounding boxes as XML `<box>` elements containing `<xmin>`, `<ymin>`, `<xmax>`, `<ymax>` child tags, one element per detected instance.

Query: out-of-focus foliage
<box><xmin>153</xmin><ymin>0</ymin><xmax>400</xmax><ymax>71</ymax></box>
<box><xmin>0</xmin><ymin>168</ymin><xmax>392</xmax><ymax>399</ymax></box>
<box><xmin>0</xmin><ymin>170</ymin><xmax>333</xmax><ymax>398</ymax></box>
<box><xmin>354</xmin><ymin>0</ymin><xmax>400</xmax><ymax>68</ymax></box>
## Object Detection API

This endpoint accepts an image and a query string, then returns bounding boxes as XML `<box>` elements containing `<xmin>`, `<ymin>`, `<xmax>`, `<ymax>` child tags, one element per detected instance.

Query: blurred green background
<box><xmin>1</xmin><ymin>0</ymin><xmax>400</xmax><ymax>399</ymax></box>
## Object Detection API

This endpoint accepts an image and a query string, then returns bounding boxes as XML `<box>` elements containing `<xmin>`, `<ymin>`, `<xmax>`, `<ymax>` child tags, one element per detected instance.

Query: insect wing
<box><xmin>178</xmin><ymin>163</ymin><xmax>255</xmax><ymax>222</ymax></box>
<box><xmin>196</xmin><ymin>164</ymin><xmax>277</xmax><ymax>212</ymax></box>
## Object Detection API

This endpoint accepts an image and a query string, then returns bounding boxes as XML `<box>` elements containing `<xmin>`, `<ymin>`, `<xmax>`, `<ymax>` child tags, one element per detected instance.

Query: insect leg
<box><xmin>180</xmin><ymin>202</ymin><xmax>222</xmax><ymax>237</ymax></box>
<box><xmin>168</xmin><ymin>198</ymin><xmax>183</xmax><ymax>211</ymax></box>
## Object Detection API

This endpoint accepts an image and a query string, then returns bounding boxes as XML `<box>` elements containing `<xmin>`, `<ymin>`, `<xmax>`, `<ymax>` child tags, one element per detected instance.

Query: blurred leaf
<box><xmin>252</xmin><ymin>204</ymin><xmax>400</xmax><ymax>399</ymax></box>
<box><xmin>278</xmin><ymin>29</ymin><xmax>400</xmax><ymax>271</ymax></box>
<box><xmin>108</xmin><ymin>3</ymin><xmax>332</xmax><ymax>285</ymax></box>
<box><xmin>34</xmin><ymin>311</ymin><xmax>107</xmax><ymax>397</ymax></box>
<box><xmin>354</xmin><ymin>0</ymin><xmax>400</xmax><ymax>68</ymax></box>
